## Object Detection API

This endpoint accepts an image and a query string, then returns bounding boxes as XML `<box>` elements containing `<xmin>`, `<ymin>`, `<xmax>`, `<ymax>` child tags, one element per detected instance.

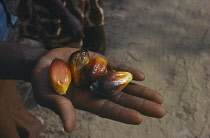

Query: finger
<box><xmin>109</xmin><ymin>92</ymin><xmax>166</xmax><ymax>118</ymax></box>
<box><xmin>109</xmin><ymin>60</ymin><xmax>145</xmax><ymax>81</ymax></box>
<box><xmin>80</xmin><ymin>98</ymin><xmax>143</xmax><ymax>125</ymax></box>
<box><xmin>35</xmin><ymin>95</ymin><xmax>76</xmax><ymax>132</ymax></box>
<box><xmin>123</xmin><ymin>83</ymin><xmax>164</xmax><ymax>104</ymax></box>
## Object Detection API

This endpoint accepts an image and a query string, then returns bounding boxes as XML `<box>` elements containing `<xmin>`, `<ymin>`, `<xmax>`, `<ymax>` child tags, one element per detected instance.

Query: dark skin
<box><xmin>31</xmin><ymin>47</ymin><xmax>166</xmax><ymax>132</ymax></box>
<box><xmin>1</xmin><ymin>0</ymin><xmax>165</xmax><ymax>133</ymax></box>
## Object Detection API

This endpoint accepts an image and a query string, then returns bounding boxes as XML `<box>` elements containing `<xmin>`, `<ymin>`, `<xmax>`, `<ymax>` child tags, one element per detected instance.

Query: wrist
<box><xmin>0</xmin><ymin>41</ymin><xmax>48</xmax><ymax>82</ymax></box>
<box><xmin>23</xmin><ymin>47</ymin><xmax>49</xmax><ymax>82</ymax></box>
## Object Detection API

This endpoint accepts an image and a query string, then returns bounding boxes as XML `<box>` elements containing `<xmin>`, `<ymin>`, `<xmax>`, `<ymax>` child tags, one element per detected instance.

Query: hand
<box><xmin>31</xmin><ymin>48</ymin><xmax>166</xmax><ymax>132</ymax></box>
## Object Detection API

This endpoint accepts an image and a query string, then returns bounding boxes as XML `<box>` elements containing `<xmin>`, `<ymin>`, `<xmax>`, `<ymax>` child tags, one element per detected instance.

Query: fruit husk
<box><xmin>49</xmin><ymin>58</ymin><xmax>71</xmax><ymax>95</ymax></box>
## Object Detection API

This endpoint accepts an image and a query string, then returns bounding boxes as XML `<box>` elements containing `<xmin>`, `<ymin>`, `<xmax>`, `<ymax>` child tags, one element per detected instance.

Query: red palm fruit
<box><xmin>81</xmin><ymin>57</ymin><xmax>107</xmax><ymax>86</ymax></box>
<box><xmin>49</xmin><ymin>58</ymin><xmax>71</xmax><ymax>95</ymax></box>
<box><xmin>90</xmin><ymin>71</ymin><xmax>133</xmax><ymax>97</ymax></box>
<box><xmin>68</xmin><ymin>50</ymin><xmax>90</xmax><ymax>86</ymax></box>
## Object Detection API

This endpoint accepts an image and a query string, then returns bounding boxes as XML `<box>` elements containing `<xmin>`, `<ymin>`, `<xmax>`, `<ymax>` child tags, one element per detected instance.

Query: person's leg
<box><xmin>83</xmin><ymin>25</ymin><xmax>106</xmax><ymax>54</ymax></box>
<box><xmin>82</xmin><ymin>0</ymin><xmax>106</xmax><ymax>54</ymax></box>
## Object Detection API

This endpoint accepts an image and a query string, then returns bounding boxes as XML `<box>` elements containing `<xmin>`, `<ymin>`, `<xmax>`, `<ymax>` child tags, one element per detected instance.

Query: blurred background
<box><xmin>7</xmin><ymin>0</ymin><xmax>210</xmax><ymax>137</ymax></box>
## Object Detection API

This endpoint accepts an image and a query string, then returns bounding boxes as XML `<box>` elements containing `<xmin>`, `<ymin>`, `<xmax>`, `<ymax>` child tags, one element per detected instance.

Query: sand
<box><xmin>12</xmin><ymin>0</ymin><xmax>210</xmax><ymax>137</ymax></box>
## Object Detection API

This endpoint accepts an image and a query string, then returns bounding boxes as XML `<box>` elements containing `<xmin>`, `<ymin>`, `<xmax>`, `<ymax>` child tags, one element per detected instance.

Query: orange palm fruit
<box><xmin>68</xmin><ymin>50</ymin><xmax>90</xmax><ymax>86</ymax></box>
<box><xmin>90</xmin><ymin>71</ymin><xmax>133</xmax><ymax>97</ymax></box>
<box><xmin>81</xmin><ymin>57</ymin><xmax>107</xmax><ymax>86</ymax></box>
<box><xmin>49</xmin><ymin>58</ymin><xmax>71</xmax><ymax>95</ymax></box>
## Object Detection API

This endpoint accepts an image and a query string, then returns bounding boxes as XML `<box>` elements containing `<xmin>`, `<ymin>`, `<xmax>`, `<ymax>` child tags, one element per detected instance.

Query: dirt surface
<box><xmin>9</xmin><ymin>0</ymin><xmax>210</xmax><ymax>137</ymax></box>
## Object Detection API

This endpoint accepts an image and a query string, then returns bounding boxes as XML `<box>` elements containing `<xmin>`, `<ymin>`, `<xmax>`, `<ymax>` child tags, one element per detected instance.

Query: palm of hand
<box><xmin>31</xmin><ymin>48</ymin><xmax>166</xmax><ymax>132</ymax></box>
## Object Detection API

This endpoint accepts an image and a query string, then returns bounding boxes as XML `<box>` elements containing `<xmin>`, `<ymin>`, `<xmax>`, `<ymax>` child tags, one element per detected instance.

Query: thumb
<box><xmin>38</xmin><ymin>95</ymin><xmax>76</xmax><ymax>132</ymax></box>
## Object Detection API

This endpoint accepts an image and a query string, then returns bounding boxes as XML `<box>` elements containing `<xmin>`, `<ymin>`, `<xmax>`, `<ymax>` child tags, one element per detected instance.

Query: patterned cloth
<box><xmin>17</xmin><ymin>0</ymin><xmax>104</xmax><ymax>49</ymax></box>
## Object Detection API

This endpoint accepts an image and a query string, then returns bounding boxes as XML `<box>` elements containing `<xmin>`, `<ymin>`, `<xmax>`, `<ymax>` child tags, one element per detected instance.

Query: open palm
<box><xmin>31</xmin><ymin>48</ymin><xmax>166</xmax><ymax>132</ymax></box>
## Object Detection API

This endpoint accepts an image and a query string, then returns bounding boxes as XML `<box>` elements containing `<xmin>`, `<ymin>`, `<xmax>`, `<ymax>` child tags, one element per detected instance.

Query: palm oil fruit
<box><xmin>68</xmin><ymin>50</ymin><xmax>90</xmax><ymax>86</ymax></box>
<box><xmin>81</xmin><ymin>57</ymin><xmax>107</xmax><ymax>86</ymax></box>
<box><xmin>90</xmin><ymin>71</ymin><xmax>133</xmax><ymax>97</ymax></box>
<box><xmin>49</xmin><ymin>58</ymin><xmax>71</xmax><ymax>95</ymax></box>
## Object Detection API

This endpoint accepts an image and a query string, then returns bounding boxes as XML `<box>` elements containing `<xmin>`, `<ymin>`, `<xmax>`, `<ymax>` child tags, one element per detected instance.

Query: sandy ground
<box><xmin>9</xmin><ymin>0</ymin><xmax>210</xmax><ymax>137</ymax></box>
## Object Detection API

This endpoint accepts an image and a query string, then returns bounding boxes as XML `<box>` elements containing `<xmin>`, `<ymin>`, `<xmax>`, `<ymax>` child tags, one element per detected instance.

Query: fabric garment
<box><xmin>17</xmin><ymin>0</ymin><xmax>104</xmax><ymax>49</ymax></box>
